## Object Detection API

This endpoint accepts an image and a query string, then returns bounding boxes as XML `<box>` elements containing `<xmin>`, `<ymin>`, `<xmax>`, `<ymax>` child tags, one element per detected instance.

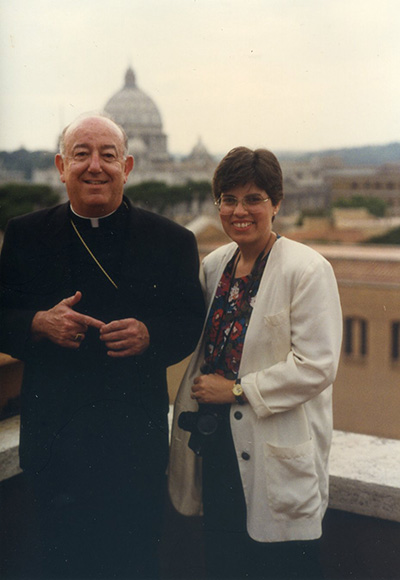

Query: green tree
<box><xmin>367</xmin><ymin>227</ymin><xmax>400</xmax><ymax>245</ymax></box>
<box><xmin>333</xmin><ymin>195</ymin><xmax>387</xmax><ymax>217</ymax></box>
<box><xmin>296</xmin><ymin>209</ymin><xmax>331</xmax><ymax>227</ymax></box>
<box><xmin>0</xmin><ymin>183</ymin><xmax>60</xmax><ymax>231</ymax></box>
<box><xmin>125</xmin><ymin>180</ymin><xmax>212</xmax><ymax>213</ymax></box>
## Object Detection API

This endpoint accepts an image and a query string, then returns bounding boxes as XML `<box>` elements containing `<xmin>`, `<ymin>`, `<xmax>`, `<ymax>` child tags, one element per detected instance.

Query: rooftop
<box><xmin>311</xmin><ymin>244</ymin><xmax>400</xmax><ymax>287</ymax></box>
<box><xmin>311</xmin><ymin>244</ymin><xmax>400</xmax><ymax>261</ymax></box>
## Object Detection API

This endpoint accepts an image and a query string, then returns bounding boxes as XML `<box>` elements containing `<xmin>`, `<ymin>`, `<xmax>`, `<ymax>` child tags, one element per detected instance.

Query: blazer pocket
<box><xmin>264</xmin><ymin>439</ymin><xmax>321</xmax><ymax>521</ymax></box>
<box><xmin>263</xmin><ymin>308</ymin><xmax>289</xmax><ymax>327</ymax></box>
<box><xmin>263</xmin><ymin>309</ymin><xmax>291</xmax><ymax>358</ymax></box>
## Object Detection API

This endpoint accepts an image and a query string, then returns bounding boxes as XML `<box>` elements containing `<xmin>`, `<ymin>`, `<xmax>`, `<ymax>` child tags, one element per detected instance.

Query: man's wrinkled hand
<box><xmin>99</xmin><ymin>318</ymin><xmax>150</xmax><ymax>357</ymax></box>
<box><xmin>31</xmin><ymin>291</ymin><xmax>104</xmax><ymax>349</ymax></box>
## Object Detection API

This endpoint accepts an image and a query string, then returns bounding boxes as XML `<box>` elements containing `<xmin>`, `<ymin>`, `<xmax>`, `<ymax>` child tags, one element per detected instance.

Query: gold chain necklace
<box><xmin>70</xmin><ymin>219</ymin><xmax>119</xmax><ymax>290</ymax></box>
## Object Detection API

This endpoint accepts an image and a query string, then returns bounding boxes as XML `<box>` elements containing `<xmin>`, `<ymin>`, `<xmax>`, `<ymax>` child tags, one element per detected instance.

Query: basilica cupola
<box><xmin>104</xmin><ymin>66</ymin><xmax>169</xmax><ymax>163</ymax></box>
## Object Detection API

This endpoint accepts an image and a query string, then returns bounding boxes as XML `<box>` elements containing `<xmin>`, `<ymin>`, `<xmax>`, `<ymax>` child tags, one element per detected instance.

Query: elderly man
<box><xmin>0</xmin><ymin>114</ymin><xmax>205</xmax><ymax>579</ymax></box>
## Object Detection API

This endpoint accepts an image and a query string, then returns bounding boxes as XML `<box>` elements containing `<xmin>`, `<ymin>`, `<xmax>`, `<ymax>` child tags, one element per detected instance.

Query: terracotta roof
<box><xmin>284</xmin><ymin>227</ymin><xmax>372</xmax><ymax>244</ymax></box>
<box><xmin>311</xmin><ymin>244</ymin><xmax>400</xmax><ymax>287</ymax></box>
<box><xmin>311</xmin><ymin>244</ymin><xmax>400</xmax><ymax>261</ymax></box>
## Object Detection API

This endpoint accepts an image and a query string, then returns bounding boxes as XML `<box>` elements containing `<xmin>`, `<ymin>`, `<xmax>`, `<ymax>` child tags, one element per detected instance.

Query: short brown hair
<box><xmin>212</xmin><ymin>146</ymin><xmax>283</xmax><ymax>206</ymax></box>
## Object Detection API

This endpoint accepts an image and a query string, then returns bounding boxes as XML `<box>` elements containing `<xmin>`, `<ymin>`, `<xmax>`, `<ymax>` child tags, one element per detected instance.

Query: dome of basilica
<box><xmin>104</xmin><ymin>67</ymin><xmax>169</xmax><ymax>163</ymax></box>
<box><xmin>104</xmin><ymin>67</ymin><xmax>162</xmax><ymax>133</ymax></box>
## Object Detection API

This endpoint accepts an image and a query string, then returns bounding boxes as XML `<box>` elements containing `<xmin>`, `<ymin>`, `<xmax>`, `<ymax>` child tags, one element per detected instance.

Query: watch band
<box><xmin>232</xmin><ymin>379</ymin><xmax>245</xmax><ymax>405</ymax></box>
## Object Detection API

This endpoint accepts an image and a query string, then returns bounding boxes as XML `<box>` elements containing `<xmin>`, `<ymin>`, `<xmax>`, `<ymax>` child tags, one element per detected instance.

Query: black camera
<box><xmin>178</xmin><ymin>405</ymin><xmax>222</xmax><ymax>456</ymax></box>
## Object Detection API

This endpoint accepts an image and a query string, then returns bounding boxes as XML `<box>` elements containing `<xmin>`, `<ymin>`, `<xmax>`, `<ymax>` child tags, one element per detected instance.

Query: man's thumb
<box><xmin>63</xmin><ymin>291</ymin><xmax>82</xmax><ymax>308</ymax></box>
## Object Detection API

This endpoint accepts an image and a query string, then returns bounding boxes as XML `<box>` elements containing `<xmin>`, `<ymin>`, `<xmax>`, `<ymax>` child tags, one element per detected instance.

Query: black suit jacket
<box><xmin>0</xmin><ymin>198</ymin><xmax>205</xmax><ymax>471</ymax></box>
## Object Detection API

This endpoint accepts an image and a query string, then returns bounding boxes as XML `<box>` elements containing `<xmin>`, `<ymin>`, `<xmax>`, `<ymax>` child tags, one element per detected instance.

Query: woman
<box><xmin>169</xmin><ymin>147</ymin><xmax>342</xmax><ymax>579</ymax></box>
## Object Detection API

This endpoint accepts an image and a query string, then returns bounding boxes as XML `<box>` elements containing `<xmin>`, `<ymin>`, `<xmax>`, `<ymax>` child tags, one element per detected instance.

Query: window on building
<box><xmin>392</xmin><ymin>322</ymin><xmax>400</xmax><ymax>362</ymax></box>
<box><xmin>344</xmin><ymin>316</ymin><xmax>368</xmax><ymax>357</ymax></box>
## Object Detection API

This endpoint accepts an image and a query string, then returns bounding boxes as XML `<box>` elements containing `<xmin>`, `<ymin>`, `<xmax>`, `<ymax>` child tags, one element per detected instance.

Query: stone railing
<box><xmin>0</xmin><ymin>354</ymin><xmax>23</xmax><ymax>419</ymax></box>
<box><xmin>329</xmin><ymin>430</ymin><xmax>400</xmax><ymax>522</ymax></box>
<box><xmin>2</xmin><ymin>412</ymin><xmax>400</xmax><ymax>525</ymax></box>
<box><xmin>0</xmin><ymin>415</ymin><xmax>21</xmax><ymax>481</ymax></box>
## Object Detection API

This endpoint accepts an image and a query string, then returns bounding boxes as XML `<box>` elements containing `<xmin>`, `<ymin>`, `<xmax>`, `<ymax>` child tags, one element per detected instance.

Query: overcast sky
<box><xmin>1</xmin><ymin>0</ymin><xmax>400</xmax><ymax>156</ymax></box>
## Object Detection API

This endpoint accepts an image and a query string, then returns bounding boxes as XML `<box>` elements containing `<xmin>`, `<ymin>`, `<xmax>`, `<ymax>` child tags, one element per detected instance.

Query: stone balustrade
<box><xmin>2</xmin><ymin>412</ymin><xmax>400</xmax><ymax>525</ymax></box>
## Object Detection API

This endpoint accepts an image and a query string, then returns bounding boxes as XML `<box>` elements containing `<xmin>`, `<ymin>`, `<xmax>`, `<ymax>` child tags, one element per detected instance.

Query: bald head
<box><xmin>59</xmin><ymin>114</ymin><xmax>129</xmax><ymax>159</ymax></box>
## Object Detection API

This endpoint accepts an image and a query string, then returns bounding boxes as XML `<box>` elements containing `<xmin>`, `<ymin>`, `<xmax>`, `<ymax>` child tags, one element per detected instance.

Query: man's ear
<box><xmin>123</xmin><ymin>155</ymin><xmax>134</xmax><ymax>183</ymax></box>
<box><xmin>55</xmin><ymin>154</ymin><xmax>66</xmax><ymax>183</ymax></box>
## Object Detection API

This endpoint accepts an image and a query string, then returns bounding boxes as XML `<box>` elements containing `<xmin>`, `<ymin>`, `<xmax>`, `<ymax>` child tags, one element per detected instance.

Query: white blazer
<box><xmin>169</xmin><ymin>236</ymin><xmax>343</xmax><ymax>542</ymax></box>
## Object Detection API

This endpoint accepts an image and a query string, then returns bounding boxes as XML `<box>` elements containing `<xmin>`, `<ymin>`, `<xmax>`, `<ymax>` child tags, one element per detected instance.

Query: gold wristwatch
<box><xmin>232</xmin><ymin>379</ymin><xmax>245</xmax><ymax>405</ymax></box>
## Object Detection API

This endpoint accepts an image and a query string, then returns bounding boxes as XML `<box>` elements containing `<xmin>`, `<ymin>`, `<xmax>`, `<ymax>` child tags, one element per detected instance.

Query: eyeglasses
<box><xmin>215</xmin><ymin>194</ymin><xmax>270</xmax><ymax>215</ymax></box>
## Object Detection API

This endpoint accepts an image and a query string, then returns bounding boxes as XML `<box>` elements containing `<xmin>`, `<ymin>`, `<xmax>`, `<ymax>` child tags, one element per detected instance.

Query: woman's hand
<box><xmin>191</xmin><ymin>374</ymin><xmax>236</xmax><ymax>405</ymax></box>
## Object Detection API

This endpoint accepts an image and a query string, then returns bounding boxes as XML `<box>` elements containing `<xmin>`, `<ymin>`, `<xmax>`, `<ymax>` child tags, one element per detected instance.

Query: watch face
<box><xmin>233</xmin><ymin>384</ymin><xmax>243</xmax><ymax>396</ymax></box>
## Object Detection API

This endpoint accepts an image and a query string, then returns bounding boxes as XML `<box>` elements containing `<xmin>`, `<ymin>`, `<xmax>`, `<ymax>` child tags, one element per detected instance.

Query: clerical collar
<box><xmin>69</xmin><ymin>206</ymin><xmax>118</xmax><ymax>228</ymax></box>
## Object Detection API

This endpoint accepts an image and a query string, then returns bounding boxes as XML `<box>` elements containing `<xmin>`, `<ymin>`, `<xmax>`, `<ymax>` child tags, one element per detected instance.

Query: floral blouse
<box><xmin>202</xmin><ymin>249</ymin><xmax>270</xmax><ymax>381</ymax></box>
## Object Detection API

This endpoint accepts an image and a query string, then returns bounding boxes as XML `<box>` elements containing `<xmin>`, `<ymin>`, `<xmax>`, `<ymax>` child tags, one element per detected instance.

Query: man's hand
<box><xmin>31</xmin><ymin>291</ymin><xmax>104</xmax><ymax>349</ymax></box>
<box><xmin>99</xmin><ymin>318</ymin><xmax>150</xmax><ymax>357</ymax></box>
<box><xmin>191</xmin><ymin>374</ymin><xmax>237</xmax><ymax>405</ymax></box>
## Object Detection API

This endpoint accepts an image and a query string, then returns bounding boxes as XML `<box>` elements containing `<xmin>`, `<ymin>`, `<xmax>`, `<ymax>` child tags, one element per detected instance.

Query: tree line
<box><xmin>0</xmin><ymin>181</ymin><xmax>212</xmax><ymax>232</ymax></box>
<box><xmin>1</xmin><ymin>181</ymin><xmax>399</xmax><ymax>244</ymax></box>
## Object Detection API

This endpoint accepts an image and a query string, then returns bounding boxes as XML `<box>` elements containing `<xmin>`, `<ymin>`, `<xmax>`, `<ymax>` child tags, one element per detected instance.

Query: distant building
<box><xmin>315</xmin><ymin>244</ymin><xmax>400</xmax><ymax>439</ymax></box>
<box><xmin>327</xmin><ymin>164</ymin><xmax>400</xmax><ymax>216</ymax></box>
<box><xmin>279</xmin><ymin>158</ymin><xmax>333</xmax><ymax>216</ymax></box>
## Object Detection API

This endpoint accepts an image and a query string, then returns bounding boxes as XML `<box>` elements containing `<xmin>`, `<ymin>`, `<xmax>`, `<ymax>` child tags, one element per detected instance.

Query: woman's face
<box><xmin>218</xmin><ymin>182</ymin><xmax>280</xmax><ymax>253</ymax></box>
